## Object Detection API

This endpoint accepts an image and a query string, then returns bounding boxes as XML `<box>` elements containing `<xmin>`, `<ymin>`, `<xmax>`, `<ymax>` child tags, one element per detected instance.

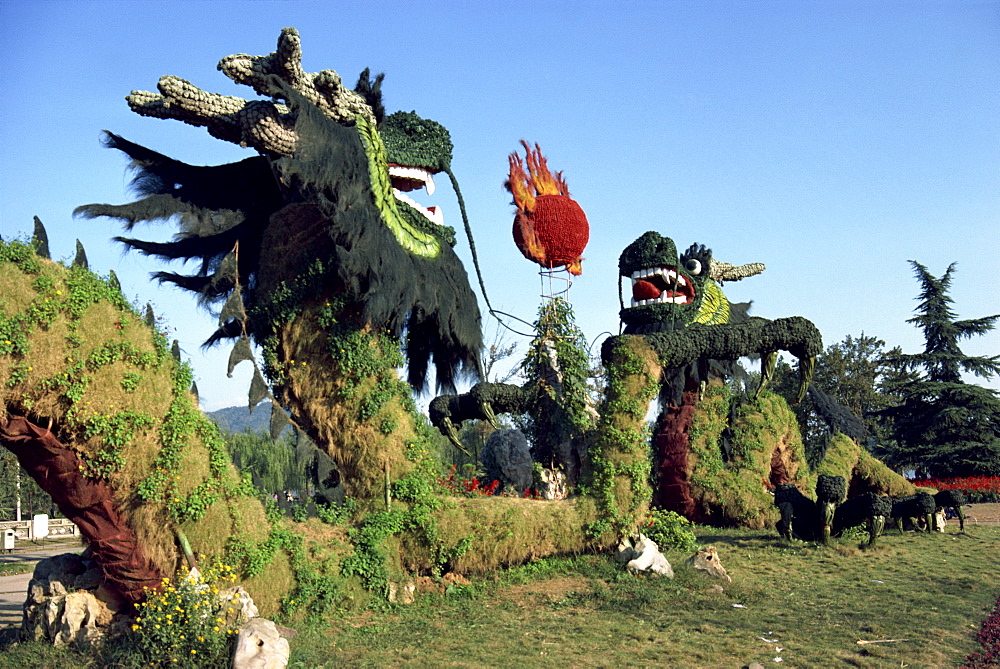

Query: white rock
<box><xmin>219</xmin><ymin>585</ymin><xmax>259</xmax><ymax>623</ymax></box>
<box><xmin>621</xmin><ymin>534</ymin><xmax>674</xmax><ymax>577</ymax></box>
<box><xmin>232</xmin><ymin>617</ymin><xmax>291</xmax><ymax>669</ymax></box>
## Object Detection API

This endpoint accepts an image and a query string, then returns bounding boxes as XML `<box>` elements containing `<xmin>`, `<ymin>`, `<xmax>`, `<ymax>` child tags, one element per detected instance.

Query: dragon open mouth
<box><xmin>630</xmin><ymin>266</ymin><xmax>696</xmax><ymax>307</ymax></box>
<box><xmin>389</xmin><ymin>164</ymin><xmax>444</xmax><ymax>226</ymax></box>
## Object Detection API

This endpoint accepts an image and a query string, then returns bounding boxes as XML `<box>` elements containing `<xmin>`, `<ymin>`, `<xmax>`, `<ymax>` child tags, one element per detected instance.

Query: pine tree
<box><xmin>879</xmin><ymin>262</ymin><xmax>1000</xmax><ymax>476</ymax></box>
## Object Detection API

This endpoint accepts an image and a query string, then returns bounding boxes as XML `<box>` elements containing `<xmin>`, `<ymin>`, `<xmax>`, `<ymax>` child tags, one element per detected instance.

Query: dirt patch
<box><xmin>414</xmin><ymin>572</ymin><xmax>472</xmax><ymax>595</ymax></box>
<box><xmin>965</xmin><ymin>502</ymin><xmax>1000</xmax><ymax>524</ymax></box>
<box><xmin>494</xmin><ymin>575</ymin><xmax>592</xmax><ymax>608</ymax></box>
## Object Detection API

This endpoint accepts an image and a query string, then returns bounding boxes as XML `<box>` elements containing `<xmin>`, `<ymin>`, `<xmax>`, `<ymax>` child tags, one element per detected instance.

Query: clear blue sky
<box><xmin>1</xmin><ymin>0</ymin><xmax>997</xmax><ymax>410</ymax></box>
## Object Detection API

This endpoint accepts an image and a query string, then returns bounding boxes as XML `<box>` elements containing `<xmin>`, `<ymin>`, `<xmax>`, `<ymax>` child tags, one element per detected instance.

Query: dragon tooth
<box><xmin>426</xmin><ymin>206</ymin><xmax>444</xmax><ymax>226</ymax></box>
<box><xmin>392</xmin><ymin>188</ymin><xmax>445</xmax><ymax>225</ymax></box>
<box><xmin>388</xmin><ymin>165</ymin><xmax>435</xmax><ymax>195</ymax></box>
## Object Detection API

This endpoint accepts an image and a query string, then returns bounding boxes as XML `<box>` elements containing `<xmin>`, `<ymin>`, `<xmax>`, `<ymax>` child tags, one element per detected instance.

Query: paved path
<box><xmin>0</xmin><ymin>541</ymin><xmax>84</xmax><ymax>629</ymax></box>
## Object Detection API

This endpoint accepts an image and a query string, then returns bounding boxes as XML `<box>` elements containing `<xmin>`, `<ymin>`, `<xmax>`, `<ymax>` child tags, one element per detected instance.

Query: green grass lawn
<box><xmin>286</xmin><ymin>525</ymin><xmax>999</xmax><ymax>668</ymax></box>
<box><xmin>2</xmin><ymin>525</ymin><xmax>997</xmax><ymax>668</ymax></box>
<box><xmin>0</xmin><ymin>562</ymin><xmax>34</xmax><ymax>577</ymax></box>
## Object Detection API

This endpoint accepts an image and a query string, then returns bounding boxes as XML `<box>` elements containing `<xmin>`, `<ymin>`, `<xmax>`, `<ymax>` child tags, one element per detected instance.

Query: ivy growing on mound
<box><xmin>1</xmin><ymin>236</ymin><xmax>288</xmax><ymax>610</ymax></box>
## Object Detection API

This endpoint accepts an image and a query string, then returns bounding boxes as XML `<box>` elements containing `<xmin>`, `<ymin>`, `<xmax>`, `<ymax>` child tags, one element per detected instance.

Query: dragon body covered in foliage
<box><xmin>75</xmin><ymin>28</ymin><xmax>484</xmax><ymax>502</ymax></box>
<box><xmin>1</xmin><ymin>29</ymin><xmax>923</xmax><ymax>621</ymax></box>
<box><xmin>1</xmin><ymin>29</ymin><xmax>611</xmax><ymax>611</ymax></box>
<box><xmin>597</xmin><ymin>231</ymin><xmax>914</xmax><ymax>526</ymax></box>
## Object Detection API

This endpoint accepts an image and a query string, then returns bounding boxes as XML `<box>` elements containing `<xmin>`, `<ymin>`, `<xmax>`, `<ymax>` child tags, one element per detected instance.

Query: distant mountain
<box><xmin>207</xmin><ymin>401</ymin><xmax>274</xmax><ymax>434</ymax></box>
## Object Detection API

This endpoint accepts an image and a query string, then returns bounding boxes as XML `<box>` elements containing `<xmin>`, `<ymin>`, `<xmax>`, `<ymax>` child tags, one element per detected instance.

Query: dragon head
<box><xmin>619</xmin><ymin>232</ymin><xmax>713</xmax><ymax>331</ymax></box>
<box><xmin>76</xmin><ymin>28</ymin><xmax>484</xmax><ymax>392</ymax></box>
<box><xmin>382</xmin><ymin>110</ymin><xmax>454</xmax><ymax>235</ymax></box>
<box><xmin>618</xmin><ymin>231</ymin><xmax>767</xmax><ymax>333</ymax></box>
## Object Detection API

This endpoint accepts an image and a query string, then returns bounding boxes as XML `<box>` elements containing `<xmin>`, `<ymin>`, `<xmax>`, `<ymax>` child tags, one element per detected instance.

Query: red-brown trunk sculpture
<box><xmin>0</xmin><ymin>415</ymin><xmax>163</xmax><ymax>604</ymax></box>
<box><xmin>652</xmin><ymin>378</ymin><xmax>700</xmax><ymax>520</ymax></box>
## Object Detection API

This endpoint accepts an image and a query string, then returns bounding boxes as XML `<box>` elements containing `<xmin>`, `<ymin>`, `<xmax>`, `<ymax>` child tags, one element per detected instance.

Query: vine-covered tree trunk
<box><xmin>653</xmin><ymin>377</ymin><xmax>699</xmax><ymax>519</ymax></box>
<box><xmin>0</xmin><ymin>415</ymin><xmax>163</xmax><ymax>604</ymax></box>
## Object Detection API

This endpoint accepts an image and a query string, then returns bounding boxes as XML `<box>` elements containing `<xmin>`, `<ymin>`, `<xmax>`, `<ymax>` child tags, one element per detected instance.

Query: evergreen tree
<box><xmin>878</xmin><ymin>262</ymin><xmax>1000</xmax><ymax>476</ymax></box>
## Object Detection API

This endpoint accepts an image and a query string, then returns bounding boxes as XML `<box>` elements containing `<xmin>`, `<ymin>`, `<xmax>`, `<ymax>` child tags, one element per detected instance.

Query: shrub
<box><xmin>102</xmin><ymin>561</ymin><xmax>244</xmax><ymax>668</ymax></box>
<box><xmin>644</xmin><ymin>509</ymin><xmax>698</xmax><ymax>553</ymax></box>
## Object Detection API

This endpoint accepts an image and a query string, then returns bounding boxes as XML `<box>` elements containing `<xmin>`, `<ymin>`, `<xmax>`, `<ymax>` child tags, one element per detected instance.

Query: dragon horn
<box><xmin>708</xmin><ymin>259</ymin><xmax>766</xmax><ymax>284</ymax></box>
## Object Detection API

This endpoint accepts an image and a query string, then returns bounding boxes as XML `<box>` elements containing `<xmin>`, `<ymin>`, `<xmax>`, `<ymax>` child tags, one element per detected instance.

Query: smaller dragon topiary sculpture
<box><xmin>600</xmin><ymin>231</ymin><xmax>822</xmax><ymax>520</ymax></box>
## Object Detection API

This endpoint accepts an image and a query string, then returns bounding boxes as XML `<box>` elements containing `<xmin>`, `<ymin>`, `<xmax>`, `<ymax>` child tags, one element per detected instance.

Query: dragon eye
<box><xmin>685</xmin><ymin>258</ymin><xmax>702</xmax><ymax>275</ymax></box>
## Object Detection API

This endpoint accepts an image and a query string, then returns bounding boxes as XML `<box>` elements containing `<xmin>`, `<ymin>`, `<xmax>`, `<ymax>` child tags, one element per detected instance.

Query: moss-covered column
<box><xmin>591</xmin><ymin>336</ymin><xmax>660</xmax><ymax>540</ymax></box>
<box><xmin>266</xmin><ymin>294</ymin><xmax>418</xmax><ymax>503</ymax></box>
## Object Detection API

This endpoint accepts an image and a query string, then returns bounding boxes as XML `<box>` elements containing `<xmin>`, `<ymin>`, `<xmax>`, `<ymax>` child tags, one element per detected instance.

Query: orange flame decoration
<box><xmin>506</xmin><ymin>141</ymin><xmax>589</xmax><ymax>275</ymax></box>
<box><xmin>507</xmin><ymin>140</ymin><xmax>570</xmax><ymax>213</ymax></box>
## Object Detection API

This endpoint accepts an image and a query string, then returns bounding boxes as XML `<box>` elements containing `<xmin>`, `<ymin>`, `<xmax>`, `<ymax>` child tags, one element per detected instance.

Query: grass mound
<box><xmin>0</xmin><ymin>238</ymin><xmax>289</xmax><ymax>614</ymax></box>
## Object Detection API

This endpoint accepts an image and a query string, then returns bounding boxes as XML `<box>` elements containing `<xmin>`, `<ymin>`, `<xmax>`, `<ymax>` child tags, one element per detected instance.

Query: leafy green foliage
<box><xmin>518</xmin><ymin>297</ymin><xmax>598</xmax><ymax>467</ymax></box>
<box><xmin>643</xmin><ymin>509</ymin><xmax>698</xmax><ymax>552</ymax></box>
<box><xmin>587</xmin><ymin>339</ymin><xmax>658</xmax><ymax>539</ymax></box>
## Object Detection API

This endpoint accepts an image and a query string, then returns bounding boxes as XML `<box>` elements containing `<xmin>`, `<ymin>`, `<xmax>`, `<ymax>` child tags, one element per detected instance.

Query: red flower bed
<box><xmin>438</xmin><ymin>465</ymin><xmax>500</xmax><ymax>497</ymax></box>
<box><xmin>965</xmin><ymin>593</ymin><xmax>1000</xmax><ymax>668</ymax></box>
<box><xmin>908</xmin><ymin>476</ymin><xmax>1000</xmax><ymax>503</ymax></box>
<box><xmin>437</xmin><ymin>465</ymin><xmax>542</xmax><ymax>499</ymax></box>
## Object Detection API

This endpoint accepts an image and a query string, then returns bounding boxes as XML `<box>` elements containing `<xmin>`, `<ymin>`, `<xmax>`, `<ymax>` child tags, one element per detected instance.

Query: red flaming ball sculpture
<box><xmin>506</xmin><ymin>141</ymin><xmax>589</xmax><ymax>276</ymax></box>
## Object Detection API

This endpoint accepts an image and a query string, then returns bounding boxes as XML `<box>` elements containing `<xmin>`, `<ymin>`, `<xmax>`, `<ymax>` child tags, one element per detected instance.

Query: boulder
<box><xmin>219</xmin><ymin>585</ymin><xmax>259</xmax><ymax>625</ymax></box>
<box><xmin>21</xmin><ymin>552</ymin><xmax>116</xmax><ymax>648</ymax></box>
<box><xmin>388</xmin><ymin>579</ymin><xmax>416</xmax><ymax>604</ymax></box>
<box><xmin>232</xmin><ymin>617</ymin><xmax>291</xmax><ymax>669</ymax></box>
<box><xmin>687</xmin><ymin>546</ymin><xmax>732</xmax><ymax>583</ymax></box>
<box><xmin>535</xmin><ymin>467</ymin><xmax>568</xmax><ymax>500</ymax></box>
<box><xmin>481</xmin><ymin>429</ymin><xmax>533</xmax><ymax>492</ymax></box>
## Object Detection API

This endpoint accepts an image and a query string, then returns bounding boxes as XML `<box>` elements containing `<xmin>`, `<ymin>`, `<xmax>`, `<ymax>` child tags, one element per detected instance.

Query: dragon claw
<box><xmin>755</xmin><ymin>351</ymin><xmax>778</xmax><ymax>400</ymax></box>
<box><xmin>478</xmin><ymin>400</ymin><xmax>500</xmax><ymax>429</ymax></box>
<box><xmin>440</xmin><ymin>417</ymin><xmax>463</xmax><ymax>450</ymax></box>
<box><xmin>794</xmin><ymin>356</ymin><xmax>816</xmax><ymax>405</ymax></box>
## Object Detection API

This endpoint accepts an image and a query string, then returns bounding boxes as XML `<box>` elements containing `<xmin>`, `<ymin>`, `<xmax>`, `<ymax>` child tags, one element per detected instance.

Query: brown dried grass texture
<box><xmin>1</xmin><ymin>251</ymin><xmax>288</xmax><ymax>613</ymax></box>
<box><xmin>401</xmin><ymin>496</ymin><xmax>600</xmax><ymax>575</ymax></box>
<box><xmin>272</xmin><ymin>298</ymin><xmax>416</xmax><ymax>502</ymax></box>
